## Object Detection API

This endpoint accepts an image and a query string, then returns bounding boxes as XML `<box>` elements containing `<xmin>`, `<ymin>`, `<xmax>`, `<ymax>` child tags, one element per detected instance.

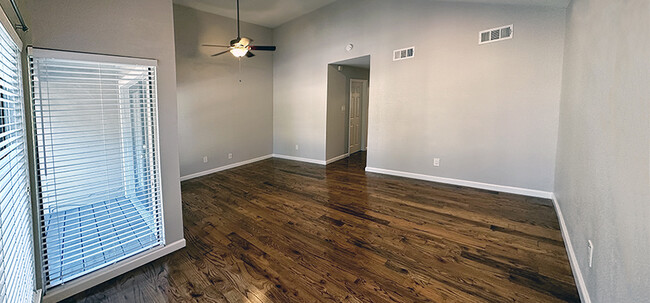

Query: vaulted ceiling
<box><xmin>173</xmin><ymin>0</ymin><xmax>337</xmax><ymax>28</ymax></box>
<box><xmin>439</xmin><ymin>0</ymin><xmax>570</xmax><ymax>8</ymax></box>
<box><xmin>173</xmin><ymin>0</ymin><xmax>570</xmax><ymax>28</ymax></box>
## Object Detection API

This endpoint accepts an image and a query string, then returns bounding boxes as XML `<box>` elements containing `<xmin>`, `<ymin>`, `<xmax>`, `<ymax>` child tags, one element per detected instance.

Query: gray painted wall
<box><xmin>555</xmin><ymin>0</ymin><xmax>650</xmax><ymax>302</ymax></box>
<box><xmin>326</xmin><ymin>64</ymin><xmax>369</xmax><ymax>160</ymax></box>
<box><xmin>29</xmin><ymin>0</ymin><xmax>184</xmax><ymax>245</ymax></box>
<box><xmin>174</xmin><ymin>5</ymin><xmax>273</xmax><ymax>177</ymax></box>
<box><xmin>274</xmin><ymin>0</ymin><xmax>566</xmax><ymax>192</ymax></box>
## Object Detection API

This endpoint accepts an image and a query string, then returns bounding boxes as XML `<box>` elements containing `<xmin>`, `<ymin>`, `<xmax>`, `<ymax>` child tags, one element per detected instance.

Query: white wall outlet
<box><xmin>341</xmin><ymin>105</ymin><xmax>345</xmax><ymax>112</ymax></box>
<box><xmin>433</xmin><ymin>158</ymin><xmax>440</xmax><ymax>167</ymax></box>
<box><xmin>228</xmin><ymin>153</ymin><xmax>233</xmax><ymax>159</ymax></box>
<box><xmin>295</xmin><ymin>145</ymin><xmax>299</xmax><ymax>150</ymax></box>
<box><xmin>588</xmin><ymin>240</ymin><xmax>594</xmax><ymax>268</ymax></box>
<box><xmin>203</xmin><ymin>156</ymin><xmax>208</xmax><ymax>163</ymax></box>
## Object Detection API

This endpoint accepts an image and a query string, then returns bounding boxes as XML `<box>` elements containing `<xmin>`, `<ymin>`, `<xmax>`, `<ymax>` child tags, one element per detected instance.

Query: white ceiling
<box><xmin>173</xmin><ymin>0</ymin><xmax>570</xmax><ymax>28</ymax></box>
<box><xmin>333</xmin><ymin>56</ymin><xmax>371</xmax><ymax>69</ymax></box>
<box><xmin>438</xmin><ymin>0</ymin><xmax>570</xmax><ymax>8</ymax></box>
<box><xmin>173</xmin><ymin>0</ymin><xmax>337</xmax><ymax>28</ymax></box>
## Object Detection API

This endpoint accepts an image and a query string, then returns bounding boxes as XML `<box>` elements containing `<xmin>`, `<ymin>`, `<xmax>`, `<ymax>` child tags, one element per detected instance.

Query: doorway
<box><xmin>349</xmin><ymin>79</ymin><xmax>368</xmax><ymax>154</ymax></box>
<box><xmin>325</xmin><ymin>55</ymin><xmax>370</xmax><ymax>166</ymax></box>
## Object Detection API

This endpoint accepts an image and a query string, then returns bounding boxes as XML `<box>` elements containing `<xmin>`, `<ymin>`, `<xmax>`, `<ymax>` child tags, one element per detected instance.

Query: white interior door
<box><xmin>349</xmin><ymin>80</ymin><xmax>363</xmax><ymax>153</ymax></box>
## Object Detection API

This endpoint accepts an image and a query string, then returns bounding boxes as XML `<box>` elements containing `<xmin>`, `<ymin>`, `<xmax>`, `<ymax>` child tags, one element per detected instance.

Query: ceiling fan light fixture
<box><xmin>230</xmin><ymin>47</ymin><xmax>249</xmax><ymax>58</ymax></box>
<box><xmin>204</xmin><ymin>0</ymin><xmax>276</xmax><ymax>59</ymax></box>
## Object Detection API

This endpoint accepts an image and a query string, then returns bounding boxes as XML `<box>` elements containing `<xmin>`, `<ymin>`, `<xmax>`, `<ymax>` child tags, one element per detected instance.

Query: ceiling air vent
<box><xmin>393</xmin><ymin>47</ymin><xmax>415</xmax><ymax>61</ymax></box>
<box><xmin>479</xmin><ymin>25</ymin><xmax>513</xmax><ymax>45</ymax></box>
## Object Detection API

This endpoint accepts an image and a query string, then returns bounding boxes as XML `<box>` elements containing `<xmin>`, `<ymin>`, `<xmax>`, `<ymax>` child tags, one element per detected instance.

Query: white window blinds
<box><xmin>0</xmin><ymin>10</ymin><xmax>36</xmax><ymax>303</ymax></box>
<box><xmin>29</xmin><ymin>49</ymin><xmax>165</xmax><ymax>289</ymax></box>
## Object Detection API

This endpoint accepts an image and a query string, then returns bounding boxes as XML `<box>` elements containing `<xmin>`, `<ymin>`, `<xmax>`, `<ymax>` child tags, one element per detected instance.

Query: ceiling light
<box><xmin>230</xmin><ymin>47</ymin><xmax>248</xmax><ymax>58</ymax></box>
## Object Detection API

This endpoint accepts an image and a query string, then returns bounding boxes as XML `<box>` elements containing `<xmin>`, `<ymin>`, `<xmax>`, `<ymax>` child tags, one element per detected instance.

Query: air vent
<box><xmin>393</xmin><ymin>47</ymin><xmax>415</xmax><ymax>61</ymax></box>
<box><xmin>479</xmin><ymin>25</ymin><xmax>513</xmax><ymax>45</ymax></box>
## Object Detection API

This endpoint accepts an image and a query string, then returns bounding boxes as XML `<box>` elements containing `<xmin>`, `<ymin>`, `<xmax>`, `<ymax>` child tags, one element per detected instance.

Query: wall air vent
<box><xmin>479</xmin><ymin>25</ymin><xmax>513</xmax><ymax>45</ymax></box>
<box><xmin>393</xmin><ymin>47</ymin><xmax>415</xmax><ymax>61</ymax></box>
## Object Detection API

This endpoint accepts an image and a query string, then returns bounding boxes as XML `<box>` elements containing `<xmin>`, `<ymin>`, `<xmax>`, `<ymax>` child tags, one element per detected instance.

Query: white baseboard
<box><xmin>364</xmin><ymin>167</ymin><xmax>553</xmax><ymax>199</ymax></box>
<box><xmin>182</xmin><ymin>153</ymin><xmax>345</xmax><ymax>180</ymax></box>
<box><xmin>42</xmin><ymin>239</ymin><xmax>186</xmax><ymax>303</ymax></box>
<box><xmin>272</xmin><ymin>154</ymin><xmax>326</xmax><ymax>165</ymax></box>
<box><xmin>326</xmin><ymin>153</ymin><xmax>349</xmax><ymax>164</ymax></box>
<box><xmin>551</xmin><ymin>194</ymin><xmax>591</xmax><ymax>303</ymax></box>
<box><xmin>181</xmin><ymin>154</ymin><xmax>273</xmax><ymax>181</ymax></box>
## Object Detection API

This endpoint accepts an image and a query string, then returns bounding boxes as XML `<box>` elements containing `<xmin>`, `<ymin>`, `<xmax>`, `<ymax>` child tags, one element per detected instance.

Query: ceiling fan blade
<box><xmin>202</xmin><ymin>44</ymin><xmax>230</xmax><ymax>48</ymax></box>
<box><xmin>246</xmin><ymin>51</ymin><xmax>256</xmax><ymax>58</ymax></box>
<box><xmin>250</xmin><ymin>45</ymin><xmax>276</xmax><ymax>51</ymax></box>
<box><xmin>211</xmin><ymin>50</ymin><xmax>230</xmax><ymax>57</ymax></box>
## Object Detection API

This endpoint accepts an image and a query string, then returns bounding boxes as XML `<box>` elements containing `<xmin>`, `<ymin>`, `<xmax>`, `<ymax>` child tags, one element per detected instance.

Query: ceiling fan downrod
<box><xmin>236</xmin><ymin>0</ymin><xmax>241</xmax><ymax>39</ymax></box>
<box><xmin>203</xmin><ymin>0</ymin><xmax>277</xmax><ymax>58</ymax></box>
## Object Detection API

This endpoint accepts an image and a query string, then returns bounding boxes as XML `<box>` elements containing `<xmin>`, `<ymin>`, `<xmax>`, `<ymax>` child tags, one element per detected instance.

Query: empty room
<box><xmin>0</xmin><ymin>0</ymin><xmax>646</xmax><ymax>302</ymax></box>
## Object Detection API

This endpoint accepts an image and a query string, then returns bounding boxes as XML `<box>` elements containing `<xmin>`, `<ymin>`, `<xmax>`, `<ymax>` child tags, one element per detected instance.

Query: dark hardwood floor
<box><xmin>64</xmin><ymin>152</ymin><xmax>579</xmax><ymax>302</ymax></box>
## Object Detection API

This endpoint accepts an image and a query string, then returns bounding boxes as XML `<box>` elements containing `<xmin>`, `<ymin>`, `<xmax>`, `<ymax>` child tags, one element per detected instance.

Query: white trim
<box><xmin>33</xmin><ymin>289</ymin><xmax>42</xmax><ymax>303</ymax></box>
<box><xmin>551</xmin><ymin>194</ymin><xmax>591</xmax><ymax>303</ymax></box>
<box><xmin>272</xmin><ymin>154</ymin><xmax>326</xmax><ymax>165</ymax></box>
<box><xmin>361</xmin><ymin>80</ymin><xmax>369</xmax><ymax>151</ymax></box>
<box><xmin>0</xmin><ymin>5</ymin><xmax>22</xmax><ymax>49</ymax></box>
<box><xmin>182</xmin><ymin>153</ymin><xmax>343</xmax><ymax>180</ymax></box>
<box><xmin>42</xmin><ymin>239</ymin><xmax>186</xmax><ymax>303</ymax></box>
<box><xmin>29</xmin><ymin>47</ymin><xmax>158</xmax><ymax>67</ymax></box>
<box><xmin>180</xmin><ymin>154</ymin><xmax>273</xmax><ymax>181</ymax></box>
<box><xmin>326</xmin><ymin>153</ymin><xmax>349</xmax><ymax>165</ymax></box>
<box><xmin>364</xmin><ymin>167</ymin><xmax>553</xmax><ymax>199</ymax></box>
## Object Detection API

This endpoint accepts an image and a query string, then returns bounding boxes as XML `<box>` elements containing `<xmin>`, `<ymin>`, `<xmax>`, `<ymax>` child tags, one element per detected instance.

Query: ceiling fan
<box><xmin>203</xmin><ymin>0</ymin><xmax>277</xmax><ymax>58</ymax></box>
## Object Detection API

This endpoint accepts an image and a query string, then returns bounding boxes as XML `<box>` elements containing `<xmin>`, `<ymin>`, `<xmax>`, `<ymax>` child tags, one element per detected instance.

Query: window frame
<box><xmin>27</xmin><ymin>47</ymin><xmax>165</xmax><ymax>292</ymax></box>
<box><xmin>0</xmin><ymin>4</ymin><xmax>37</xmax><ymax>302</ymax></box>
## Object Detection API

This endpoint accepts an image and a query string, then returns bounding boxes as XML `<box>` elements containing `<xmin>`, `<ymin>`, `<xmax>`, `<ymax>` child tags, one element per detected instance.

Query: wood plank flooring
<box><xmin>63</xmin><ymin>152</ymin><xmax>579</xmax><ymax>302</ymax></box>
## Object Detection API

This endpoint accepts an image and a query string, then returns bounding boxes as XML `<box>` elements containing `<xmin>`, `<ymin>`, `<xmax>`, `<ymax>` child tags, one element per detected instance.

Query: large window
<box><xmin>0</xmin><ymin>10</ymin><xmax>35</xmax><ymax>303</ymax></box>
<box><xmin>29</xmin><ymin>49</ymin><xmax>164</xmax><ymax>289</ymax></box>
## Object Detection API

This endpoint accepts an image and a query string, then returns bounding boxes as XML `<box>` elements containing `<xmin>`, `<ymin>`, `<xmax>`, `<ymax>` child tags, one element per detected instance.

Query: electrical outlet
<box><xmin>295</xmin><ymin>145</ymin><xmax>299</xmax><ymax>151</ymax></box>
<box><xmin>433</xmin><ymin>158</ymin><xmax>440</xmax><ymax>167</ymax></box>
<box><xmin>588</xmin><ymin>240</ymin><xmax>594</xmax><ymax>268</ymax></box>
<box><xmin>228</xmin><ymin>153</ymin><xmax>233</xmax><ymax>159</ymax></box>
<box><xmin>203</xmin><ymin>156</ymin><xmax>208</xmax><ymax>163</ymax></box>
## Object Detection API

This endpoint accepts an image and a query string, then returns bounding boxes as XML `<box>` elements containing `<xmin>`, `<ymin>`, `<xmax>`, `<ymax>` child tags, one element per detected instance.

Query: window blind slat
<box><xmin>31</xmin><ymin>52</ymin><xmax>164</xmax><ymax>289</ymax></box>
<box><xmin>39</xmin><ymin>184</ymin><xmax>161</xmax><ymax>214</ymax></box>
<box><xmin>36</xmin><ymin>163</ymin><xmax>158</xmax><ymax>186</ymax></box>
<box><xmin>44</xmin><ymin>232</ymin><xmax>161</xmax><ymax>274</ymax></box>
<box><xmin>41</xmin><ymin>217</ymin><xmax>163</xmax><ymax>263</ymax></box>
<box><xmin>0</xmin><ymin>17</ymin><xmax>35</xmax><ymax>302</ymax></box>
<box><xmin>0</xmin><ymin>163</ymin><xmax>27</xmax><ymax>200</ymax></box>
<box><xmin>34</xmin><ymin>100</ymin><xmax>157</xmax><ymax>108</ymax></box>
<box><xmin>43</xmin><ymin>234</ymin><xmax>160</xmax><ymax>287</ymax></box>
<box><xmin>41</xmin><ymin>210</ymin><xmax>163</xmax><ymax>261</ymax></box>
<box><xmin>36</xmin><ymin>140</ymin><xmax>157</xmax><ymax>159</ymax></box>
<box><xmin>0</xmin><ymin>141</ymin><xmax>25</xmax><ymax>167</ymax></box>
<box><xmin>40</xmin><ymin>203</ymin><xmax>162</xmax><ymax>242</ymax></box>
<box><xmin>32</xmin><ymin>62</ymin><xmax>152</xmax><ymax>72</ymax></box>
<box><xmin>39</xmin><ymin>176</ymin><xmax>161</xmax><ymax>202</ymax></box>
<box><xmin>35</xmin><ymin>153</ymin><xmax>158</xmax><ymax>176</ymax></box>
<box><xmin>35</xmin><ymin>122</ymin><xmax>157</xmax><ymax>134</ymax></box>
